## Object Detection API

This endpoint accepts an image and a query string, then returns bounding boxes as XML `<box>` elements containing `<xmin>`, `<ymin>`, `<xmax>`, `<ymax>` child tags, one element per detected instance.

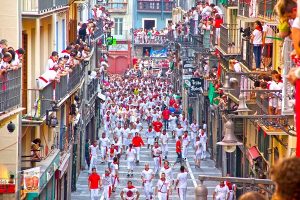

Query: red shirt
<box><xmin>214</xmin><ymin>18</ymin><xmax>223</xmax><ymax>28</ymax></box>
<box><xmin>176</xmin><ymin>140</ymin><xmax>181</xmax><ymax>153</ymax></box>
<box><xmin>162</xmin><ymin>109</ymin><xmax>171</xmax><ymax>120</ymax></box>
<box><xmin>152</xmin><ymin>121</ymin><xmax>163</xmax><ymax>132</ymax></box>
<box><xmin>169</xmin><ymin>99</ymin><xmax>175</xmax><ymax>107</ymax></box>
<box><xmin>132</xmin><ymin>136</ymin><xmax>145</xmax><ymax>147</ymax></box>
<box><xmin>89</xmin><ymin>173</ymin><xmax>100</xmax><ymax>189</ymax></box>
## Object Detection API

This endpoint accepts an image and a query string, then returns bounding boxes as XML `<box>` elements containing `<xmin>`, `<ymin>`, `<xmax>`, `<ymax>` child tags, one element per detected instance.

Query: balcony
<box><xmin>107</xmin><ymin>2</ymin><xmax>128</xmax><ymax>13</ymax></box>
<box><xmin>238</xmin><ymin>0</ymin><xmax>256</xmax><ymax>18</ymax></box>
<box><xmin>0</xmin><ymin>68</ymin><xmax>21</xmax><ymax>114</ymax></box>
<box><xmin>258</xmin><ymin>0</ymin><xmax>277</xmax><ymax>21</ymax></box>
<box><xmin>39</xmin><ymin>64</ymin><xmax>85</xmax><ymax>117</ymax></box>
<box><xmin>133</xmin><ymin>33</ymin><xmax>169</xmax><ymax>46</ymax></box>
<box><xmin>217</xmin><ymin>24</ymin><xmax>241</xmax><ymax>55</ymax></box>
<box><xmin>137</xmin><ymin>0</ymin><xmax>175</xmax><ymax>13</ymax></box>
<box><xmin>241</xmin><ymin>39</ymin><xmax>255</xmax><ymax>70</ymax></box>
<box><xmin>87</xmin><ymin>78</ymin><xmax>99</xmax><ymax>102</ymax></box>
<box><xmin>22</xmin><ymin>0</ymin><xmax>68</xmax><ymax>16</ymax></box>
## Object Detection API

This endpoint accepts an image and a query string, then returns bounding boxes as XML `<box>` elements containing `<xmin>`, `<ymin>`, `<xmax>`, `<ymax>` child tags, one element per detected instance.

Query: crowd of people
<box><xmin>133</xmin><ymin>28</ymin><xmax>169</xmax><ymax>44</ymax></box>
<box><xmin>85</xmin><ymin>73</ymin><xmax>212</xmax><ymax>200</ymax></box>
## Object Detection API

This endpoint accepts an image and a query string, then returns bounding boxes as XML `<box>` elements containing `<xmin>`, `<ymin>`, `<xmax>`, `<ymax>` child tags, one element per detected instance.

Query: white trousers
<box><xmin>90</xmin><ymin>189</ymin><xmax>99</xmax><ymax>200</ymax></box>
<box><xmin>182</xmin><ymin>145</ymin><xmax>188</xmax><ymax>159</ymax></box>
<box><xmin>100</xmin><ymin>146</ymin><xmax>107</xmax><ymax>159</ymax></box>
<box><xmin>127</xmin><ymin>159</ymin><xmax>135</xmax><ymax>170</ymax></box>
<box><xmin>153</xmin><ymin>157</ymin><xmax>161</xmax><ymax>174</ymax></box>
<box><xmin>89</xmin><ymin>155</ymin><xmax>97</xmax><ymax>173</ymax></box>
<box><xmin>158</xmin><ymin>192</ymin><xmax>168</xmax><ymax>200</ymax></box>
<box><xmin>161</xmin><ymin>144</ymin><xmax>168</xmax><ymax>157</ymax></box>
<box><xmin>178</xmin><ymin>188</ymin><xmax>187</xmax><ymax>200</ymax></box>
<box><xmin>134</xmin><ymin>147</ymin><xmax>141</xmax><ymax>160</ymax></box>
<box><xmin>144</xmin><ymin>182</ymin><xmax>153</xmax><ymax>199</ymax></box>
<box><xmin>102</xmin><ymin>185</ymin><xmax>112</xmax><ymax>200</ymax></box>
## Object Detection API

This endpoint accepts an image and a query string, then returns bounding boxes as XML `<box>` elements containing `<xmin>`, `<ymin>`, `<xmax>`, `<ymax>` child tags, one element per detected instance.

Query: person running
<box><xmin>174</xmin><ymin>136</ymin><xmax>183</xmax><ymax>166</ymax></box>
<box><xmin>120</xmin><ymin>180</ymin><xmax>140</xmax><ymax>200</ymax></box>
<box><xmin>99</xmin><ymin>132</ymin><xmax>110</xmax><ymax>163</ymax></box>
<box><xmin>174</xmin><ymin>166</ymin><xmax>188</xmax><ymax>200</ymax></box>
<box><xmin>152</xmin><ymin>117</ymin><xmax>163</xmax><ymax>139</ymax></box>
<box><xmin>199</xmin><ymin>128</ymin><xmax>208</xmax><ymax>160</ymax></box>
<box><xmin>159</xmin><ymin>129</ymin><xmax>169</xmax><ymax>160</ymax></box>
<box><xmin>213</xmin><ymin>181</ymin><xmax>230</xmax><ymax>200</ymax></box>
<box><xmin>126</xmin><ymin>144</ymin><xmax>136</xmax><ymax>177</ymax></box>
<box><xmin>123</xmin><ymin>124</ymin><xmax>131</xmax><ymax>152</ymax></box>
<box><xmin>162</xmin><ymin>107</ymin><xmax>171</xmax><ymax>130</ymax></box>
<box><xmin>88</xmin><ymin>167</ymin><xmax>102</xmax><ymax>200</ymax></box>
<box><xmin>152</xmin><ymin>141</ymin><xmax>162</xmax><ymax>175</ymax></box>
<box><xmin>155</xmin><ymin>172</ymin><xmax>170</xmax><ymax>200</ymax></box>
<box><xmin>132</xmin><ymin>132</ymin><xmax>144</xmax><ymax>163</ymax></box>
<box><xmin>175</xmin><ymin>123</ymin><xmax>184</xmax><ymax>141</ymax></box>
<box><xmin>146</xmin><ymin>125</ymin><xmax>156</xmax><ymax>150</ymax></box>
<box><xmin>141</xmin><ymin>163</ymin><xmax>155</xmax><ymax>200</ymax></box>
<box><xmin>110</xmin><ymin>157</ymin><xmax>119</xmax><ymax>192</ymax></box>
<box><xmin>194</xmin><ymin>136</ymin><xmax>203</xmax><ymax>168</ymax></box>
<box><xmin>107</xmin><ymin>143</ymin><xmax>117</xmax><ymax>168</ymax></box>
<box><xmin>169</xmin><ymin>113</ymin><xmax>177</xmax><ymax>138</ymax></box>
<box><xmin>89</xmin><ymin>140</ymin><xmax>99</xmax><ymax>173</ymax></box>
<box><xmin>182</xmin><ymin>131</ymin><xmax>190</xmax><ymax>160</ymax></box>
<box><xmin>189</xmin><ymin>119</ymin><xmax>199</xmax><ymax>147</ymax></box>
<box><xmin>102</xmin><ymin>168</ymin><xmax>113</xmax><ymax>200</ymax></box>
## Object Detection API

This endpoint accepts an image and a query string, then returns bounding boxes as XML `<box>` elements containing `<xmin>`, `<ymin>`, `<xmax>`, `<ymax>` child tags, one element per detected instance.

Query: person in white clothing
<box><xmin>126</xmin><ymin>144</ymin><xmax>136</xmax><ymax>177</ymax></box>
<box><xmin>169</xmin><ymin>113</ymin><xmax>177</xmax><ymax>138</ymax></box>
<box><xmin>110</xmin><ymin>157</ymin><xmax>119</xmax><ymax>192</ymax></box>
<box><xmin>99</xmin><ymin>132</ymin><xmax>110</xmax><ymax>163</ymax></box>
<box><xmin>120</xmin><ymin>181</ymin><xmax>140</xmax><ymax>200</ymax></box>
<box><xmin>146</xmin><ymin>126</ymin><xmax>156</xmax><ymax>149</ymax></box>
<box><xmin>189</xmin><ymin>120</ymin><xmax>199</xmax><ymax>147</ymax></box>
<box><xmin>213</xmin><ymin>181</ymin><xmax>230</xmax><ymax>200</ymax></box>
<box><xmin>159</xmin><ymin>129</ymin><xmax>169</xmax><ymax>160</ymax></box>
<box><xmin>199</xmin><ymin>129</ymin><xmax>208</xmax><ymax>160</ymax></box>
<box><xmin>141</xmin><ymin>163</ymin><xmax>155</xmax><ymax>200</ymax></box>
<box><xmin>89</xmin><ymin>140</ymin><xmax>99</xmax><ymax>173</ymax></box>
<box><xmin>152</xmin><ymin>141</ymin><xmax>162</xmax><ymax>175</ymax></box>
<box><xmin>159</xmin><ymin>160</ymin><xmax>174</xmax><ymax>186</ymax></box>
<box><xmin>175</xmin><ymin>124</ymin><xmax>184</xmax><ymax>141</ymax></box>
<box><xmin>182</xmin><ymin>131</ymin><xmax>190</xmax><ymax>160</ymax></box>
<box><xmin>155</xmin><ymin>173</ymin><xmax>170</xmax><ymax>200</ymax></box>
<box><xmin>123</xmin><ymin>124</ymin><xmax>131</xmax><ymax>151</ymax></box>
<box><xmin>194</xmin><ymin>136</ymin><xmax>203</xmax><ymax>168</ymax></box>
<box><xmin>107</xmin><ymin>144</ymin><xmax>117</xmax><ymax>168</ymax></box>
<box><xmin>102</xmin><ymin>169</ymin><xmax>113</xmax><ymax>200</ymax></box>
<box><xmin>174</xmin><ymin>166</ymin><xmax>188</xmax><ymax>200</ymax></box>
<box><xmin>114</xmin><ymin>123</ymin><xmax>124</xmax><ymax>139</ymax></box>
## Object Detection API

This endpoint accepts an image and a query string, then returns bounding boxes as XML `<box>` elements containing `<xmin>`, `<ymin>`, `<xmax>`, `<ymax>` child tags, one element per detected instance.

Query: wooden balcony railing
<box><xmin>0</xmin><ymin>68</ymin><xmax>21</xmax><ymax>113</ymax></box>
<box><xmin>22</xmin><ymin>0</ymin><xmax>68</xmax><ymax>15</ymax></box>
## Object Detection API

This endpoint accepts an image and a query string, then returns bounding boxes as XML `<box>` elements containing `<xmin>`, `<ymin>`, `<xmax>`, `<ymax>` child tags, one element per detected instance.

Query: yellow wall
<box><xmin>0</xmin><ymin>115</ymin><xmax>20</xmax><ymax>179</ymax></box>
<box><xmin>0</xmin><ymin>0</ymin><xmax>20</xmax><ymax>48</ymax></box>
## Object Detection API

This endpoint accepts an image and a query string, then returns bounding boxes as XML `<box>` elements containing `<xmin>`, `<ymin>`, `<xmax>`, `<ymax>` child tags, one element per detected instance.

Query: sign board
<box><xmin>183</xmin><ymin>57</ymin><xmax>195</xmax><ymax>69</ymax></box>
<box><xmin>23</xmin><ymin>167</ymin><xmax>41</xmax><ymax>193</ymax></box>
<box><xmin>182</xmin><ymin>75</ymin><xmax>193</xmax><ymax>80</ymax></box>
<box><xmin>189</xmin><ymin>78</ymin><xmax>204</xmax><ymax>96</ymax></box>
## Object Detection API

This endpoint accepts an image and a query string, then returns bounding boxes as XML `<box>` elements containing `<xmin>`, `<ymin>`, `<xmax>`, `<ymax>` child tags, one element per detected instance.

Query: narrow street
<box><xmin>71</xmin><ymin>123</ymin><xmax>221</xmax><ymax>200</ymax></box>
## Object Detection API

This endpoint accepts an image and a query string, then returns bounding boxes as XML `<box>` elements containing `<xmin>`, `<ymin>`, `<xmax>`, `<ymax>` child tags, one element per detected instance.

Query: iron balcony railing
<box><xmin>241</xmin><ymin>39</ymin><xmax>255</xmax><ymax>70</ymax></box>
<box><xmin>107</xmin><ymin>2</ymin><xmax>128</xmax><ymax>13</ymax></box>
<box><xmin>137</xmin><ymin>0</ymin><xmax>175</xmax><ymax>12</ymax></box>
<box><xmin>39</xmin><ymin>64</ymin><xmax>85</xmax><ymax>117</ymax></box>
<box><xmin>22</xmin><ymin>0</ymin><xmax>68</xmax><ymax>14</ymax></box>
<box><xmin>256</xmin><ymin>90</ymin><xmax>282</xmax><ymax>115</ymax></box>
<box><xmin>0</xmin><ymin>68</ymin><xmax>21</xmax><ymax>113</ymax></box>
<box><xmin>87</xmin><ymin>78</ymin><xmax>99</xmax><ymax>102</ymax></box>
<box><xmin>219</xmin><ymin>24</ymin><xmax>241</xmax><ymax>55</ymax></box>
<box><xmin>133</xmin><ymin>34</ymin><xmax>168</xmax><ymax>45</ymax></box>
<box><xmin>238</xmin><ymin>1</ymin><xmax>252</xmax><ymax>18</ymax></box>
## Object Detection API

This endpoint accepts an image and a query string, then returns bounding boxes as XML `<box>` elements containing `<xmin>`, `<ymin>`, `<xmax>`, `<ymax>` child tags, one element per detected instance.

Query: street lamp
<box><xmin>216</xmin><ymin>119</ymin><xmax>242</xmax><ymax>153</ymax></box>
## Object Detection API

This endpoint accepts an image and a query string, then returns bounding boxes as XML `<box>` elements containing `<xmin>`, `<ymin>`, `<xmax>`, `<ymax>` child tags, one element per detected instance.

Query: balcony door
<box><xmin>143</xmin><ymin>18</ymin><xmax>156</xmax><ymax>30</ymax></box>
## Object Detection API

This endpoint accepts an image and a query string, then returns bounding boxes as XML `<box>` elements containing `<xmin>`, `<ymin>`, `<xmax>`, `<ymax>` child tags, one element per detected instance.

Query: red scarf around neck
<box><xmin>128</xmin><ymin>185</ymin><xmax>135</xmax><ymax>189</ymax></box>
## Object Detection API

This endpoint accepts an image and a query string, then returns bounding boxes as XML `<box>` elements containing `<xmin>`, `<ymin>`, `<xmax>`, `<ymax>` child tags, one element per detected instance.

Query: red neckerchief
<box><xmin>129</xmin><ymin>147</ymin><xmax>132</xmax><ymax>152</ymax></box>
<box><xmin>164</xmin><ymin>166</ymin><xmax>169</xmax><ymax>170</ymax></box>
<box><xmin>154</xmin><ymin>145</ymin><xmax>159</xmax><ymax>149</ymax></box>
<box><xmin>61</xmin><ymin>49</ymin><xmax>68</xmax><ymax>53</ymax></box>
<box><xmin>183</xmin><ymin>134</ymin><xmax>188</xmax><ymax>139</ymax></box>
<box><xmin>110</xmin><ymin>148</ymin><xmax>115</xmax><ymax>155</ymax></box>
<box><xmin>105</xmin><ymin>173</ymin><xmax>110</xmax><ymax>177</ymax></box>
<box><xmin>128</xmin><ymin>185</ymin><xmax>135</xmax><ymax>189</ymax></box>
<box><xmin>220</xmin><ymin>184</ymin><xmax>225</xmax><ymax>188</ymax></box>
<box><xmin>201</xmin><ymin>132</ymin><xmax>204</xmax><ymax>136</ymax></box>
<box><xmin>50</xmin><ymin>56</ymin><xmax>56</xmax><ymax>62</ymax></box>
<box><xmin>160</xmin><ymin>178</ymin><xmax>166</xmax><ymax>181</ymax></box>
<box><xmin>255</xmin><ymin>26</ymin><xmax>262</xmax><ymax>31</ymax></box>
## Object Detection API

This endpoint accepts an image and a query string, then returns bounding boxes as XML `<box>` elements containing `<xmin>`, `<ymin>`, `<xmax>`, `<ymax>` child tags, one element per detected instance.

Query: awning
<box><xmin>58</xmin><ymin>153</ymin><xmax>70</xmax><ymax>179</ymax></box>
<box><xmin>97</xmin><ymin>93</ymin><xmax>106</xmax><ymax>100</ymax></box>
<box><xmin>258</xmin><ymin>123</ymin><xmax>288</xmax><ymax>136</ymax></box>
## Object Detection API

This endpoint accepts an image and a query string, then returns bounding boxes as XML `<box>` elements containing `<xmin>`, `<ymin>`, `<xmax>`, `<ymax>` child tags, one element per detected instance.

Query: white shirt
<box><xmin>115</xmin><ymin>127</ymin><xmax>124</xmax><ymax>138</ymax></box>
<box><xmin>89</xmin><ymin>145</ymin><xmax>98</xmax><ymax>156</ymax></box>
<box><xmin>141</xmin><ymin>169</ymin><xmax>154</xmax><ymax>183</ymax></box>
<box><xmin>190</xmin><ymin>123</ymin><xmax>199</xmax><ymax>132</ymax></box>
<box><xmin>160</xmin><ymin>134</ymin><xmax>168</xmax><ymax>145</ymax></box>
<box><xmin>122</xmin><ymin>187</ymin><xmax>138</xmax><ymax>200</ymax></box>
<box><xmin>102</xmin><ymin>174</ymin><xmax>113</xmax><ymax>186</ymax></box>
<box><xmin>195</xmin><ymin>141</ymin><xmax>203</xmax><ymax>154</ymax></box>
<box><xmin>100</xmin><ymin>137</ymin><xmax>110</xmax><ymax>147</ymax></box>
<box><xmin>176</xmin><ymin>172</ymin><xmax>188</xmax><ymax>188</ymax></box>
<box><xmin>252</xmin><ymin>29</ymin><xmax>263</xmax><ymax>45</ymax></box>
<box><xmin>152</xmin><ymin>147</ymin><xmax>162</xmax><ymax>157</ymax></box>
<box><xmin>156</xmin><ymin>179</ymin><xmax>169</xmax><ymax>193</ymax></box>
<box><xmin>182</xmin><ymin>135</ymin><xmax>190</xmax><ymax>146</ymax></box>
<box><xmin>175</xmin><ymin>127</ymin><xmax>184</xmax><ymax>137</ymax></box>
<box><xmin>214</xmin><ymin>185</ymin><xmax>229</xmax><ymax>199</ymax></box>
<box><xmin>110</xmin><ymin>163</ymin><xmax>118</xmax><ymax>176</ymax></box>
<box><xmin>126</xmin><ymin>148</ymin><xmax>136</xmax><ymax>161</ymax></box>
<box><xmin>263</xmin><ymin>24</ymin><xmax>274</xmax><ymax>44</ymax></box>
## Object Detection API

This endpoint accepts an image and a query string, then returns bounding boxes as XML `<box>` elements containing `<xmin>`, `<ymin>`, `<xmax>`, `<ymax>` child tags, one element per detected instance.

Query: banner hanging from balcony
<box><xmin>23</xmin><ymin>167</ymin><xmax>41</xmax><ymax>193</ymax></box>
<box><xmin>189</xmin><ymin>78</ymin><xmax>204</xmax><ymax>96</ymax></box>
<box><xmin>150</xmin><ymin>48</ymin><xmax>167</xmax><ymax>58</ymax></box>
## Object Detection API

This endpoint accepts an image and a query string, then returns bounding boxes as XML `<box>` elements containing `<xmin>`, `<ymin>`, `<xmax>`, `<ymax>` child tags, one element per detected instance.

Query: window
<box><xmin>114</xmin><ymin>18</ymin><xmax>123</xmax><ymax>35</ymax></box>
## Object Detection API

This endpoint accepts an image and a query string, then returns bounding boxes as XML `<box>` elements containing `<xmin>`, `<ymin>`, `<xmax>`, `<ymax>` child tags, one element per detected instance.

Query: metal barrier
<box><xmin>0</xmin><ymin>68</ymin><xmax>21</xmax><ymax>113</ymax></box>
<box><xmin>219</xmin><ymin>24</ymin><xmax>241</xmax><ymax>54</ymax></box>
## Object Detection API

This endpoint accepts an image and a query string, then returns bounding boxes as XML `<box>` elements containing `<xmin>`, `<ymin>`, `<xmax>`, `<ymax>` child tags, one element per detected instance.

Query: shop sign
<box><xmin>183</xmin><ymin>57</ymin><xmax>195</xmax><ymax>69</ymax></box>
<box><xmin>189</xmin><ymin>78</ymin><xmax>204</xmax><ymax>96</ymax></box>
<box><xmin>23</xmin><ymin>167</ymin><xmax>41</xmax><ymax>193</ymax></box>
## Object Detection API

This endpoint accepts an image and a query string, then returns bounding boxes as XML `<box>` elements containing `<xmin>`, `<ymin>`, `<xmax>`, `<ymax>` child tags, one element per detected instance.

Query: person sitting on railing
<box><xmin>31</xmin><ymin>138</ymin><xmax>42</xmax><ymax>161</ymax></box>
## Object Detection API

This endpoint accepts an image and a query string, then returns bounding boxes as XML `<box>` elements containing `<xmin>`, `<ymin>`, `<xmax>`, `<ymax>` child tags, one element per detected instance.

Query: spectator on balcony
<box><xmin>201</xmin><ymin>18</ymin><xmax>212</xmax><ymax>49</ymax></box>
<box><xmin>31</xmin><ymin>138</ymin><xmax>42</xmax><ymax>161</ymax></box>
<box><xmin>78</xmin><ymin>23</ymin><xmax>87</xmax><ymax>42</ymax></box>
<box><xmin>201</xmin><ymin>2</ymin><xmax>212</xmax><ymax>18</ymax></box>
<box><xmin>7</xmin><ymin>49</ymin><xmax>20</xmax><ymax>70</ymax></box>
<box><xmin>210</xmin><ymin>3</ymin><xmax>223</xmax><ymax>18</ymax></box>
<box><xmin>46</xmin><ymin>51</ymin><xmax>59</xmax><ymax>71</ymax></box>
<box><xmin>250</xmin><ymin>20</ymin><xmax>263</xmax><ymax>71</ymax></box>
<box><xmin>213</xmin><ymin>14</ymin><xmax>223</xmax><ymax>45</ymax></box>
<box><xmin>192</xmin><ymin>7</ymin><xmax>199</xmax><ymax>35</ymax></box>
<box><xmin>0</xmin><ymin>39</ymin><xmax>8</xmax><ymax>56</ymax></box>
<box><xmin>262</xmin><ymin>23</ymin><xmax>274</xmax><ymax>71</ymax></box>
